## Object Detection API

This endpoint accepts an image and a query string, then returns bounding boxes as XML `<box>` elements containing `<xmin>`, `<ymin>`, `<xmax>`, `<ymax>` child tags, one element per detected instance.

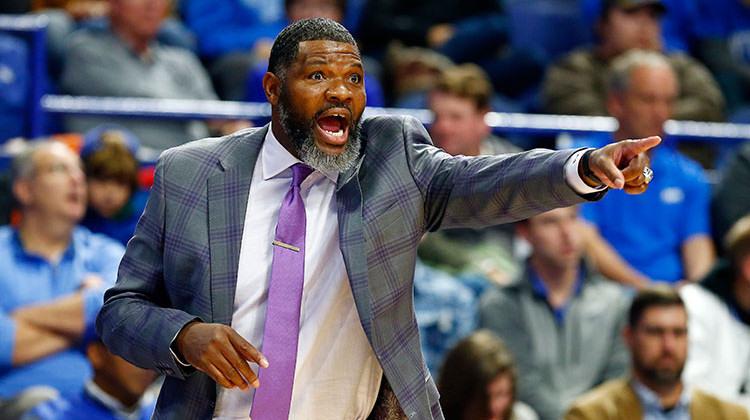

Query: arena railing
<box><xmin>40</xmin><ymin>95</ymin><xmax>750</xmax><ymax>142</ymax></box>
<box><xmin>0</xmin><ymin>14</ymin><xmax>48</xmax><ymax>138</ymax></box>
<box><xmin>1</xmin><ymin>14</ymin><xmax>748</xmax><ymax>155</ymax></box>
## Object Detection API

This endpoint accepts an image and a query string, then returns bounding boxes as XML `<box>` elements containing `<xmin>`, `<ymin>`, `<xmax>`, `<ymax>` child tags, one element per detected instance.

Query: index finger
<box><xmin>228</xmin><ymin>329</ymin><xmax>269</xmax><ymax>368</ymax></box>
<box><xmin>622</xmin><ymin>136</ymin><xmax>661</xmax><ymax>157</ymax></box>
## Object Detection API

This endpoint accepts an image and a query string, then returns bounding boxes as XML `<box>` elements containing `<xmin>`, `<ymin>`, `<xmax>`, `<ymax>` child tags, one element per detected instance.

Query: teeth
<box><xmin>324</xmin><ymin>128</ymin><xmax>344</xmax><ymax>136</ymax></box>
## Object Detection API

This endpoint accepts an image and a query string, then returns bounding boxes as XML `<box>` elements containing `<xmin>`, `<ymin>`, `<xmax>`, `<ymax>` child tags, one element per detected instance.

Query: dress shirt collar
<box><xmin>84</xmin><ymin>380</ymin><xmax>145</xmax><ymax>420</ymax></box>
<box><xmin>631</xmin><ymin>377</ymin><xmax>691</xmax><ymax>419</ymax></box>
<box><xmin>528</xmin><ymin>262</ymin><xmax>585</xmax><ymax>324</ymax></box>
<box><xmin>262</xmin><ymin>124</ymin><xmax>338</xmax><ymax>183</ymax></box>
<box><xmin>11</xmin><ymin>227</ymin><xmax>77</xmax><ymax>264</ymax></box>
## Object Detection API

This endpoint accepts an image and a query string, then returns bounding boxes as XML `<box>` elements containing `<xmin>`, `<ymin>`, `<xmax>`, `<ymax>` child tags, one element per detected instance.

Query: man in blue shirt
<box><xmin>22</xmin><ymin>338</ymin><xmax>157</xmax><ymax>420</ymax></box>
<box><xmin>0</xmin><ymin>141</ymin><xmax>124</xmax><ymax>416</ymax></box>
<box><xmin>582</xmin><ymin>49</ymin><xmax>715</xmax><ymax>284</ymax></box>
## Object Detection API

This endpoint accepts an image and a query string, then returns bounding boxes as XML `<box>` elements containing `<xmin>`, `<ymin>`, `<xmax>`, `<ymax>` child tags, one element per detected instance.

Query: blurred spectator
<box><xmin>79</xmin><ymin>124</ymin><xmax>149</xmax><ymax>246</ymax></box>
<box><xmin>479</xmin><ymin>206</ymin><xmax>630</xmax><ymax>420</ymax></box>
<box><xmin>712</xmin><ymin>141</ymin><xmax>750</xmax><ymax>250</ymax></box>
<box><xmin>579</xmin><ymin>223</ymin><xmax>652</xmax><ymax>290</ymax></box>
<box><xmin>681</xmin><ymin>215</ymin><xmax>750</xmax><ymax>410</ymax></box>
<box><xmin>690</xmin><ymin>0</ymin><xmax>750</xmax><ymax>114</ymax></box>
<box><xmin>34</xmin><ymin>0</ymin><xmax>109</xmax><ymax>20</ymax></box>
<box><xmin>565</xmin><ymin>286</ymin><xmax>748</xmax><ymax>420</ymax></box>
<box><xmin>357</xmin><ymin>0</ymin><xmax>499</xmax><ymax>56</ymax></box>
<box><xmin>35</xmin><ymin>0</ymin><xmax>197</xmax><ymax>81</ymax></box>
<box><xmin>544</xmin><ymin>0</ymin><xmax>724</xmax><ymax>121</ymax></box>
<box><xmin>383</xmin><ymin>43</ymin><xmax>455</xmax><ymax>108</ymax></box>
<box><xmin>0</xmin><ymin>141</ymin><xmax>124</xmax><ymax>417</ymax></box>
<box><xmin>358</xmin><ymin>0</ymin><xmax>544</xmax><ymax>101</ymax></box>
<box><xmin>429</xmin><ymin>64</ymin><xmax>521</xmax><ymax>157</ymax></box>
<box><xmin>413</xmin><ymin>258</ymin><xmax>476</xmax><ymax>379</ymax></box>
<box><xmin>418</xmin><ymin>64</ymin><xmax>520</xmax><ymax>285</ymax></box>
<box><xmin>22</xmin><ymin>339</ymin><xmax>157</xmax><ymax>420</ymax></box>
<box><xmin>580</xmin><ymin>0</ymin><xmax>700</xmax><ymax>54</ymax></box>
<box><xmin>243</xmin><ymin>0</ymin><xmax>386</xmax><ymax>108</ymax></box>
<box><xmin>60</xmin><ymin>0</ymin><xmax>221</xmax><ymax>151</ymax></box>
<box><xmin>180</xmin><ymin>0</ymin><xmax>286</xmax><ymax>100</ymax></box>
<box><xmin>438</xmin><ymin>330</ymin><xmax>538</xmax><ymax>420</ymax></box>
<box><xmin>181</xmin><ymin>0</ymin><xmax>284</xmax><ymax>60</ymax></box>
<box><xmin>582</xmin><ymin>50</ymin><xmax>715</xmax><ymax>283</ymax></box>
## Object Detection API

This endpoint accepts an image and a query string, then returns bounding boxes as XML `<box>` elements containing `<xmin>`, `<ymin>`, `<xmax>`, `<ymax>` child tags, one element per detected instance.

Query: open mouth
<box><xmin>67</xmin><ymin>192</ymin><xmax>82</xmax><ymax>203</ymax></box>
<box><xmin>316</xmin><ymin>110</ymin><xmax>350</xmax><ymax>147</ymax></box>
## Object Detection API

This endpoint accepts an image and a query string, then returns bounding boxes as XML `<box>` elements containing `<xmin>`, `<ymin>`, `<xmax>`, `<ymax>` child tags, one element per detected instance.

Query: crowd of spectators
<box><xmin>1</xmin><ymin>0</ymin><xmax>750</xmax><ymax>418</ymax></box>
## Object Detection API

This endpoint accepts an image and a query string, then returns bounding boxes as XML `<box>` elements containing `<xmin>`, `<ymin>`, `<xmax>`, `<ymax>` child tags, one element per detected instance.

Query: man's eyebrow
<box><xmin>304</xmin><ymin>56</ymin><xmax>364</xmax><ymax>68</ymax></box>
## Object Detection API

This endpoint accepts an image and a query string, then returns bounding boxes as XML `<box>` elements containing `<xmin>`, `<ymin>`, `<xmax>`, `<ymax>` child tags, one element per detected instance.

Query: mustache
<box><xmin>314</xmin><ymin>103</ymin><xmax>354</xmax><ymax>120</ymax></box>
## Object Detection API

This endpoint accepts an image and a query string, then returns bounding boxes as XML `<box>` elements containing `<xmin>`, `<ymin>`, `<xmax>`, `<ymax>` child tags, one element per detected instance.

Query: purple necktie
<box><xmin>251</xmin><ymin>163</ymin><xmax>313</xmax><ymax>420</ymax></box>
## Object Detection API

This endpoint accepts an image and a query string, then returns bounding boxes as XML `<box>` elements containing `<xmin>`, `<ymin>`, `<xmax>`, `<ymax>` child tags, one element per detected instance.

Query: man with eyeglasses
<box><xmin>0</xmin><ymin>141</ymin><xmax>124</xmax><ymax>419</ymax></box>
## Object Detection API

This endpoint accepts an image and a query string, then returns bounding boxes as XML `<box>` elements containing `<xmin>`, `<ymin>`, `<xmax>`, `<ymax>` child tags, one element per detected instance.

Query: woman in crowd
<box><xmin>438</xmin><ymin>330</ymin><xmax>538</xmax><ymax>420</ymax></box>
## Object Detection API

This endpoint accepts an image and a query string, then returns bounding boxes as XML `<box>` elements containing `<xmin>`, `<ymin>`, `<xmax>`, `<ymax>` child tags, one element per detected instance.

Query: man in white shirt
<box><xmin>97</xmin><ymin>17</ymin><xmax>659</xmax><ymax>419</ymax></box>
<box><xmin>682</xmin><ymin>215</ymin><xmax>750</xmax><ymax>410</ymax></box>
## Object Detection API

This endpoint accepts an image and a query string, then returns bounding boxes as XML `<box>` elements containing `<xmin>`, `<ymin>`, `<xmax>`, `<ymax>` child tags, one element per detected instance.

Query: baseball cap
<box><xmin>80</xmin><ymin>123</ymin><xmax>141</xmax><ymax>159</ymax></box>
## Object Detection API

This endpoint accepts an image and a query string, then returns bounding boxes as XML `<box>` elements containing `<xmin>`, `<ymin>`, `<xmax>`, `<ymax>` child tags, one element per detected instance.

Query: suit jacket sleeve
<box><xmin>95</xmin><ymin>150</ymin><xmax>201</xmax><ymax>379</ymax></box>
<box><xmin>399</xmin><ymin>116</ymin><xmax>598</xmax><ymax>231</ymax></box>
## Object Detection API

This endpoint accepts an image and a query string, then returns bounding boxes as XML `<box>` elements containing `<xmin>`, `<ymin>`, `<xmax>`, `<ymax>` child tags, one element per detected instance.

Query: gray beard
<box><xmin>278</xmin><ymin>100</ymin><xmax>362</xmax><ymax>173</ymax></box>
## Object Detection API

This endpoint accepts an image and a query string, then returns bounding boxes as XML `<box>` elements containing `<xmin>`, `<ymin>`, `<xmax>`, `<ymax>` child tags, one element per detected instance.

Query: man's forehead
<box><xmin>532</xmin><ymin>206</ymin><xmax>577</xmax><ymax>222</ymax></box>
<box><xmin>296</xmin><ymin>40</ymin><xmax>361</xmax><ymax>63</ymax></box>
<box><xmin>33</xmin><ymin>144</ymin><xmax>78</xmax><ymax>165</ymax></box>
<box><xmin>639</xmin><ymin>306</ymin><xmax>686</xmax><ymax>326</ymax></box>
<box><xmin>628</xmin><ymin>66</ymin><xmax>677</xmax><ymax>93</ymax></box>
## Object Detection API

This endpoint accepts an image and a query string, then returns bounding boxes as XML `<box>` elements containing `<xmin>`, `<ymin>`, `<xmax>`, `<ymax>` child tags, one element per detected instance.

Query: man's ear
<box><xmin>606</xmin><ymin>92</ymin><xmax>623</xmax><ymax>119</ymax></box>
<box><xmin>515</xmin><ymin>222</ymin><xmax>530</xmax><ymax>243</ymax></box>
<box><xmin>263</xmin><ymin>72</ymin><xmax>281</xmax><ymax>106</ymax></box>
<box><xmin>86</xmin><ymin>341</ymin><xmax>107</xmax><ymax>370</ymax></box>
<box><xmin>12</xmin><ymin>179</ymin><xmax>31</xmax><ymax>207</ymax></box>
<box><xmin>740</xmin><ymin>255</ymin><xmax>750</xmax><ymax>284</ymax></box>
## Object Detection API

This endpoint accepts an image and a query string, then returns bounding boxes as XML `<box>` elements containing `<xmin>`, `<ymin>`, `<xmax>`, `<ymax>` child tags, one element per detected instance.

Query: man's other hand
<box><xmin>586</xmin><ymin>136</ymin><xmax>661</xmax><ymax>194</ymax></box>
<box><xmin>175</xmin><ymin>322</ymin><xmax>269</xmax><ymax>390</ymax></box>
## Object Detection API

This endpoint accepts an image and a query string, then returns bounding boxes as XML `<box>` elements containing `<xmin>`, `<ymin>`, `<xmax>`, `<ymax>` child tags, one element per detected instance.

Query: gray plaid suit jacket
<box><xmin>96</xmin><ymin>115</ymin><xmax>598</xmax><ymax>419</ymax></box>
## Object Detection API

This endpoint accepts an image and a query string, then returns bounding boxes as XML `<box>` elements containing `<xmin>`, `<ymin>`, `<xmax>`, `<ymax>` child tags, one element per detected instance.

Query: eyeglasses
<box><xmin>34</xmin><ymin>162</ymin><xmax>85</xmax><ymax>178</ymax></box>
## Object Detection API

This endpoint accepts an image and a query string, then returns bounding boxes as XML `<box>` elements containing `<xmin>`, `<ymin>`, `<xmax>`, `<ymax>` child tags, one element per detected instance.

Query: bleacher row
<box><xmin>1</xmin><ymin>4</ymin><xmax>750</xmax><ymax>420</ymax></box>
<box><xmin>1</xmin><ymin>13</ymin><xmax>749</xmax><ymax>166</ymax></box>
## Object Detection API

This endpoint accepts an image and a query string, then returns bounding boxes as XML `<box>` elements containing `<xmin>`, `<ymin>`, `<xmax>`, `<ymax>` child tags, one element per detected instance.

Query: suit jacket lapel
<box><xmin>208</xmin><ymin>126</ymin><xmax>267</xmax><ymax>326</ymax></box>
<box><xmin>689</xmin><ymin>390</ymin><xmax>714</xmax><ymax>419</ymax></box>
<box><xmin>617</xmin><ymin>381</ymin><xmax>644</xmax><ymax>420</ymax></box>
<box><xmin>336</xmin><ymin>153</ymin><xmax>373</xmax><ymax>338</ymax></box>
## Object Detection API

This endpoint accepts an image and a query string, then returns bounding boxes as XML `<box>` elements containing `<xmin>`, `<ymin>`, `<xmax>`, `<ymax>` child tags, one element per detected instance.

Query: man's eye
<box><xmin>349</xmin><ymin>74</ymin><xmax>361</xmax><ymax>83</ymax></box>
<box><xmin>310</xmin><ymin>72</ymin><xmax>324</xmax><ymax>80</ymax></box>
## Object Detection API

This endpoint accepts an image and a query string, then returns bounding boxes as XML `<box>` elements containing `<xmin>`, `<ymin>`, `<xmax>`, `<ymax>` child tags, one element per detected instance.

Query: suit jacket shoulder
<box><xmin>565</xmin><ymin>379</ymin><xmax>641</xmax><ymax>420</ymax></box>
<box><xmin>567</xmin><ymin>381</ymin><xmax>750</xmax><ymax>420</ymax></box>
<box><xmin>691</xmin><ymin>388</ymin><xmax>749</xmax><ymax>420</ymax></box>
<box><xmin>160</xmin><ymin>126</ymin><xmax>266</xmax><ymax>171</ymax></box>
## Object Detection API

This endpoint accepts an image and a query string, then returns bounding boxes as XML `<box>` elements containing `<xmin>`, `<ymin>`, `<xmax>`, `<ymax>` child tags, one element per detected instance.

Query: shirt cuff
<box><xmin>169</xmin><ymin>325</ymin><xmax>192</xmax><ymax>367</ymax></box>
<box><xmin>564</xmin><ymin>148</ymin><xmax>608</xmax><ymax>195</ymax></box>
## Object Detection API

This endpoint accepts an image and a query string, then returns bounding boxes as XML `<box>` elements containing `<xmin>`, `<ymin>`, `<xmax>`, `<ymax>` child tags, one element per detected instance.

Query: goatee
<box><xmin>278</xmin><ymin>95</ymin><xmax>362</xmax><ymax>173</ymax></box>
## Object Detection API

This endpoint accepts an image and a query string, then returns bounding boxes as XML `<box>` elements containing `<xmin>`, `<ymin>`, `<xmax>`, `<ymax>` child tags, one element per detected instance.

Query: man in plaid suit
<box><xmin>96</xmin><ymin>18</ymin><xmax>658</xmax><ymax>419</ymax></box>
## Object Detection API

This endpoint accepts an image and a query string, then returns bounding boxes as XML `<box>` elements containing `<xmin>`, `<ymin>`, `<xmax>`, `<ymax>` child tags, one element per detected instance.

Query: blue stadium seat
<box><xmin>506</xmin><ymin>0</ymin><xmax>593</xmax><ymax>63</ymax></box>
<box><xmin>0</xmin><ymin>32</ymin><xmax>28</xmax><ymax>142</ymax></box>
